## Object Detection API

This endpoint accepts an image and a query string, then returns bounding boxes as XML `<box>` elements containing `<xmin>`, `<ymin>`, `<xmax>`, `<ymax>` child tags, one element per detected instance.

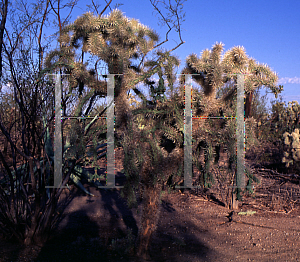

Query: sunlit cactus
<box><xmin>182</xmin><ymin>42</ymin><xmax>282</xmax><ymax>118</ymax></box>
<box><xmin>282</xmin><ymin>128</ymin><xmax>300</xmax><ymax>168</ymax></box>
<box><xmin>274</xmin><ymin>101</ymin><xmax>300</xmax><ymax>134</ymax></box>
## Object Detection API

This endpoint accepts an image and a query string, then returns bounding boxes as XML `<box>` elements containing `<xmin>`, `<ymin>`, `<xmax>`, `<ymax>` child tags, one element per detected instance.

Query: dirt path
<box><xmin>1</xmin><ymin>183</ymin><xmax>300</xmax><ymax>262</ymax></box>
<box><xmin>153</xmin><ymin>192</ymin><xmax>300</xmax><ymax>262</ymax></box>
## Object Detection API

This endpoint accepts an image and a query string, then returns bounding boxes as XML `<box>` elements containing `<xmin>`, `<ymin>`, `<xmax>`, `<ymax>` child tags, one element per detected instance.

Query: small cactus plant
<box><xmin>282</xmin><ymin>128</ymin><xmax>300</xmax><ymax>168</ymax></box>
<box><xmin>272</xmin><ymin>101</ymin><xmax>300</xmax><ymax>135</ymax></box>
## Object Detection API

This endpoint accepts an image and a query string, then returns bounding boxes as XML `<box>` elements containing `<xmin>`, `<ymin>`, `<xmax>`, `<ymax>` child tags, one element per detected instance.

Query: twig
<box><xmin>99</xmin><ymin>0</ymin><xmax>112</xmax><ymax>17</ymax></box>
<box><xmin>150</xmin><ymin>0</ymin><xmax>185</xmax><ymax>53</ymax></box>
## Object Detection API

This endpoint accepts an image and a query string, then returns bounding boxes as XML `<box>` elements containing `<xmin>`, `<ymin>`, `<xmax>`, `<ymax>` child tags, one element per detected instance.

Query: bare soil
<box><xmin>1</xmin><ymin>146</ymin><xmax>300</xmax><ymax>262</ymax></box>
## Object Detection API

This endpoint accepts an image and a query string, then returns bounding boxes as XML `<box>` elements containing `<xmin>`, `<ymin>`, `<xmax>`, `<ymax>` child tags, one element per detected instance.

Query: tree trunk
<box><xmin>245</xmin><ymin>91</ymin><xmax>253</xmax><ymax>118</ymax></box>
<box><xmin>230</xmin><ymin>191</ymin><xmax>239</xmax><ymax>210</ymax></box>
<box><xmin>0</xmin><ymin>0</ymin><xmax>8</xmax><ymax>81</ymax></box>
<box><xmin>136</xmin><ymin>184</ymin><xmax>161</xmax><ymax>260</ymax></box>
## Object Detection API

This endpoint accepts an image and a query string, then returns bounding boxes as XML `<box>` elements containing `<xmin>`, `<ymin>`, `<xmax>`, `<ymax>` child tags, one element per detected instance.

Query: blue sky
<box><xmin>72</xmin><ymin>0</ymin><xmax>300</xmax><ymax>111</ymax></box>
<box><xmin>2</xmin><ymin>0</ymin><xmax>300</xmax><ymax>112</ymax></box>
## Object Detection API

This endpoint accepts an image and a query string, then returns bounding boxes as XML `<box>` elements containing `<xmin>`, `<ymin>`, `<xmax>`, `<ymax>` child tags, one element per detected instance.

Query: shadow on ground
<box><xmin>0</xmin><ymin>176</ymin><xmax>218</xmax><ymax>262</ymax></box>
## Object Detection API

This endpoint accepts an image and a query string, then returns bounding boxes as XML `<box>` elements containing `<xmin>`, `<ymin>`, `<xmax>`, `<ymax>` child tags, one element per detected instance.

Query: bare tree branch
<box><xmin>38</xmin><ymin>0</ymin><xmax>50</xmax><ymax>71</ymax></box>
<box><xmin>4</xmin><ymin>17</ymin><xmax>42</xmax><ymax>55</ymax></box>
<box><xmin>99</xmin><ymin>0</ymin><xmax>112</xmax><ymax>17</ymax></box>
<box><xmin>49</xmin><ymin>0</ymin><xmax>78</xmax><ymax>45</ymax></box>
<box><xmin>0</xmin><ymin>112</ymin><xmax>31</xmax><ymax>161</ymax></box>
<box><xmin>0</xmin><ymin>0</ymin><xmax>8</xmax><ymax>82</ymax></box>
<box><xmin>49</xmin><ymin>0</ymin><xmax>61</xmax><ymax>32</ymax></box>
<box><xmin>150</xmin><ymin>0</ymin><xmax>186</xmax><ymax>52</ymax></box>
<box><xmin>63</xmin><ymin>0</ymin><xmax>78</xmax><ymax>26</ymax></box>
<box><xmin>91</xmin><ymin>0</ymin><xmax>99</xmax><ymax>15</ymax></box>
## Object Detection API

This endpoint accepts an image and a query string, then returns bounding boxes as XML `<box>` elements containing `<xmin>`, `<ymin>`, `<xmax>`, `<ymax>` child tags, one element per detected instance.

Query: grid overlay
<box><xmin>50</xmin><ymin>73</ymin><xmax>248</xmax><ymax>190</ymax></box>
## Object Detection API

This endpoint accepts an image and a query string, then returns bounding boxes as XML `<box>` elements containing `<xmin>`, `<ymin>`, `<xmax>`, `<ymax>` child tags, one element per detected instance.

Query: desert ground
<box><xmin>0</xmin><ymin>145</ymin><xmax>300</xmax><ymax>262</ymax></box>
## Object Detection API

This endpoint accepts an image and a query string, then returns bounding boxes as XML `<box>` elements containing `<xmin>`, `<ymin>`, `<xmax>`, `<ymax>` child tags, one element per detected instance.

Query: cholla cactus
<box><xmin>273</xmin><ymin>101</ymin><xmax>300</xmax><ymax>134</ymax></box>
<box><xmin>282</xmin><ymin>128</ymin><xmax>300</xmax><ymax>168</ymax></box>
<box><xmin>183</xmin><ymin>42</ymin><xmax>282</xmax><ymax>118</ymax></box>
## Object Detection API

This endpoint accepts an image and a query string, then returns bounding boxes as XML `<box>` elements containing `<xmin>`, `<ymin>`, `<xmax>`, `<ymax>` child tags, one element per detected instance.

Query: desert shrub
<box><xmin>282</xmin><ymin>128</ymin><xmax>300</xmax><ymax>171</ymax></box>
<box><xmin>270</xmin><ymin>100</ymin><xmax>300</xmax><ymax>138</ymax></box>
<box><xmin>109</xmin><ymin>228</ymin><xmax>136</xmax><ymax>256</ymax></box>
<box><xmin>267</xmin><ymin>100</ymin><xmax>300</xmax><ymax>168</ymax></box>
